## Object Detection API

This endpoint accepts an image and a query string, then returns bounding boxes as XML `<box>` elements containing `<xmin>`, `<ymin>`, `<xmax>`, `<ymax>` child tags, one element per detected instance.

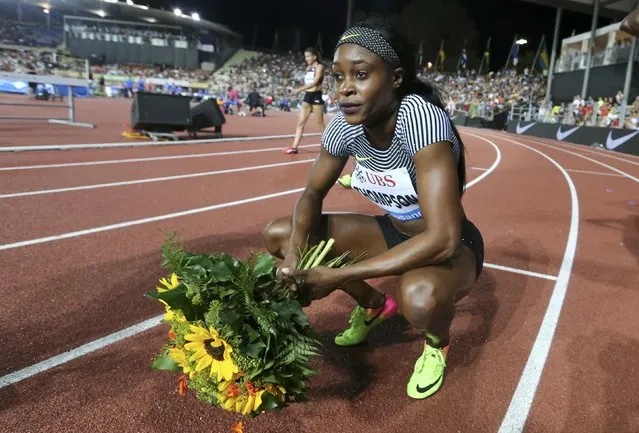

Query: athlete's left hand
<box><xmin>280</xmin><ymin>266</ymin><xmax>346</xmax><ymax>303</ymax></box>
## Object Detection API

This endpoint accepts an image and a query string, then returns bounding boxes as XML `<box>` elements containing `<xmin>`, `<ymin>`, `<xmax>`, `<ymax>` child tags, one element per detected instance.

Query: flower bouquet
<box><xmin>147</xmin><ymin>235</ymin><xmax>356</xmax><ymax>426</ymax></box>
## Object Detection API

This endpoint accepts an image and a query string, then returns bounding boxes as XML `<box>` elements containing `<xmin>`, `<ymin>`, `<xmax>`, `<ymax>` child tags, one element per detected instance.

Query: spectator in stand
<box><xmin>226</xmin><ymin>86</ymin><xmax>239</xmax><ymax>114</ymax></box>
<box><xmin>245</xmin><ymin>83</ymin><xmax>265</xmax><ymax>117</ymax></box>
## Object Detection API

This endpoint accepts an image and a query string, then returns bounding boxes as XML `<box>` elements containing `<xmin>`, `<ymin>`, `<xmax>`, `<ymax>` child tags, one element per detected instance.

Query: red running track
<box><xmin>0</xmin><ymin>116</ymin><xmax>637</xmax><ymax>433</ymax></box>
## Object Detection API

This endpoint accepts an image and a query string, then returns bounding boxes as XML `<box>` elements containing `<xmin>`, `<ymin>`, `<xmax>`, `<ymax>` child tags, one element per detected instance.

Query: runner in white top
<box><xmin>284</xmin><ymin>47</ymin><xmax>326</xmax><ymax>154</ymax></box>
<box><xmin>263</xmin><ymin>19</ymin><xmax>484</xmax><ymax>400</ymax></box>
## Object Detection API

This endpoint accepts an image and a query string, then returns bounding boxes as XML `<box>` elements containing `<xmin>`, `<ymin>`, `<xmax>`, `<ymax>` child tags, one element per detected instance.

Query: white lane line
<box><xmin>0</xmin><ymin>260</ymin><xmax>557</xmax><ymax>390</ymax></box>
<box><xmin>483</xmin><ymin>132</ymin><xmax>639</xmax><ymax>184</ymax></box>
<box><xmin>0</xmin><ymin>159</ymin><xmax>314</xmax><ymax>199</ymax></box>
<box><xmin>0</xmin><ymin>133</ymin><xmax>503</xmax><ymax>248</ymax></box>
<box><xmin>0</xmin><ymin>132</ymin><xmax>322</xmax><ymax>152</ymax></box>
<box><xmin>0</xmin><ymin>187</ymin><xmax>305</xmax><ymax>251</ymax></box>
<box><xmin>525</xmin><ymin>138</ymin><xmax>639</xmax><ymax>184</ymax></box>
<box><xmin>559</xmin><ymin>144</ymin><xmax>639</xmax><ymax>166</ymax></box>
<box><xmin>462</xmin><ymin>133</ymin><xmax>502</xmax><ymax>189</ymax></box>
<box><xmin>524</xmin><ymin>134</ymin><xmax>639</xmax><ymax>165</ymax></box>
<box><xmin>0</xmin><ymin>315</ymin><xmax>163</xmax><ymax>389</ymax></box>
<box><xmin>478</xmin><ymin>132</ymin><xmax>580</xmax><ymax>433</ymax></box>
<box><xmin>0</xmin><ymin>144</ymin><xmax>320</xmax><ymax>172</ymax></box>
<box><xmin>565</xmin><ymin>169</ymin><xmax>624</xmax><ymax>177</ymax></box>
<box><xmin>483</xmin><ymin>263</ymin><xmax>557</xmax><ymax>281</ymax></box>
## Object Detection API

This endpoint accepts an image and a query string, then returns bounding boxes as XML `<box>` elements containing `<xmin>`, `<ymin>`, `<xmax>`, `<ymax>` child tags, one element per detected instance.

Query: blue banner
<box><xmin>0</xmin><ymin>79</ymin><xmax>89</xmax><ymax>97</ymax></box>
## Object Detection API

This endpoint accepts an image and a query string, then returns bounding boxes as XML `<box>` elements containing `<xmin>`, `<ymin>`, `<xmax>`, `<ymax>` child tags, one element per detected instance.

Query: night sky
<box><xmin>146</xmin><ymin>0</ymin><xmax>612</xmax><ymax>70</ymax></box>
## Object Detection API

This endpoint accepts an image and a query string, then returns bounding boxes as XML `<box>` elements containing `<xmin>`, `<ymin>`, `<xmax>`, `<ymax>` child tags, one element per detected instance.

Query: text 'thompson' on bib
<box><xmin>350</xmin><ymin>163</ymin><xmax>423</xmax><ymax>222</ymax></box>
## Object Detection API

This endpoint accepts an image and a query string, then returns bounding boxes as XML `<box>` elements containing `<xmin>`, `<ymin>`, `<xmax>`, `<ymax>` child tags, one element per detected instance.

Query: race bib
<box><xmin>350</xmin><ymin>163</ymin><xmax>423</xmax><ymax>221</ymax></box>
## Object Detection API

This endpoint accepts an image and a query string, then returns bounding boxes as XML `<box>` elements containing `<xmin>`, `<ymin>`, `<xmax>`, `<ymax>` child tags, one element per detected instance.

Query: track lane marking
<box><xmin>0</xmin><ymin>132</ymin><xmax>323</xmax><ymax>152</ymax></box>
<box><xmin>0</xmin><ymin>159</ymin><xmax>315</xmax><ymax>198</ymax></box>
<box><xmin>0</xmin><ymin>188</ymin><xmax>306</xmax><ymax>251</ymax></box>
<box><xmin>473</xmin><ymin>132</ymin><xmax>580</xmax><ymax>433</ymax></box>
<box><xmin>0</xmin><ymin>144</ymin><xmax>321</xmax><ymax>171</ymax></box>
<box><xmin>0</xmin><ymin>261</ymin><xmax>557</xmax><ymax>390</ymax></box>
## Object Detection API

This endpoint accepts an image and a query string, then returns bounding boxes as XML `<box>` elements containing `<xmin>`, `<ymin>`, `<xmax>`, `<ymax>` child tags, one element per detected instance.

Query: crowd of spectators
<box><xmin>0</xmin><ymin>20</ymin><xmax>62</xmax><ymax>48</ymax></box>
<box><xmin>424</xmin><ymin>68</ymin><xmax>548</xmax><ymax>120</ymax></box>
<box><xmin>537</xmin><ymin>93</ymin><xmax>639</xmax><ymax>130</ymax></box>
<box><xmin>1</xmin><ymin>20</ymin><xmax>636</xmax><ymax>130</ymax></box>
<box><xmin>91</xmin><ymin>63</ymin><xmax>211</xmax><ymax>82</ymax></box>
<box><xmin>65</xmin><ymin>22</ymin><xmax>197</xmax><ymax>45</ymax></box>
<box><xmin>0</xmin><ymin>48</ymin><xmax>59</xmax><ymax>74</ymax></box>
<box><xmin>207</xmin><ymin>52</ymin><xmax>334</xmax><ymax>104</ymax></box>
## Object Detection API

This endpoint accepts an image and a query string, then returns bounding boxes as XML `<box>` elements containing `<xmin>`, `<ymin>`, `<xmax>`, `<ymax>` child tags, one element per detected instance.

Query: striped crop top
<box><xmin>323</xmin><ymin>94</ymin><xmax>462</xmax><ymax>222</ymax></box>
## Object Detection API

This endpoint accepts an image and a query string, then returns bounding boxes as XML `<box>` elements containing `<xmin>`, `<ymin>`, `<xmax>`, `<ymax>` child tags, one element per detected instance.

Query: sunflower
<box><xmin>183</xmin><ymin>325</ymin><xmax>239</xmax><ymax>382</ymax></box>
<box><xmin>156</xmin><ymin>273</ymin><xmax>181</xmax><ymax>321</ymax></box>
<box><xmin>157</xmin><ymin>273</ymin><xmax>180</xmax><ymax>292</ymax></box>
<box><xmin>168</xmin><ymin>347</ymin><xmax>195</xmax><ymax>378</ymax></box>
<box><xmin>218</xmin><ymin>379</ymin><xmax>266</xmax><ymax>415</ymax></box>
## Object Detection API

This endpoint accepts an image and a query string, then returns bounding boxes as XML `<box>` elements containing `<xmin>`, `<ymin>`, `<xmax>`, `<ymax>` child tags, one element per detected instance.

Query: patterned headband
<box><xmin>335</xmin><ymin>26</ymin><xmax>401</xmax><ymax>68</ymax></box>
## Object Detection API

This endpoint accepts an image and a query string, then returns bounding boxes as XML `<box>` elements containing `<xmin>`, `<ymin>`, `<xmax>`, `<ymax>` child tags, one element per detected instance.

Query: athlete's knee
<box><xmin>262</xmin><ymin>216</ymin><xmax>292</xmax><ymax>257</ymax></box>
<box><xmin>399</xmin><ymin>277</ymin><xmax>439</xmax><ymax>329</ymax></box>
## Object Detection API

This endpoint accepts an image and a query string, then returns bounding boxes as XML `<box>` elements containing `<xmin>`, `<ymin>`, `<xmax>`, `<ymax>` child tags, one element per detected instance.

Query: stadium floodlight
<box><xmin>174</xmin><ymin>8</ymin><xmax>182</xmax><ymax>16</ymax></box>
<box><xmin>43</xmin><ymin>8</ymin><xmax>49</xmax><ymax>14</ymax></box>
<box><xmin>191</xmin><ymin>12</ymin><xmax>200</xmax><ymax>21</ymax></box>
<box><xmin>96</xmin><ymin>9</ymin><xmax>106</xmax><ymax>17</ymax></box>
<box><xmin>516</xmin><ymin>38</ymin><xmax>528</xmax><ymax>45</ymax></box>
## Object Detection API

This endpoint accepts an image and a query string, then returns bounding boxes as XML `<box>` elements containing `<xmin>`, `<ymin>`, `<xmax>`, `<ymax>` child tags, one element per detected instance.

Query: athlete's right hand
<box><xmin>277</xmin><ymin>252</ymin><xmax>312</xmax><ymax>307</ymax></box>
<box><xmin>277</xmin><ymin>252</ymin><xmax>299</xmax><ymax>288</ymax></box>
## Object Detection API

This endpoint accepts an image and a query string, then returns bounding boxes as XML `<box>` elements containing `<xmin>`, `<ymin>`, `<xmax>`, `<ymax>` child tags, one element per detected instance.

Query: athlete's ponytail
<box><xmin>342</xmin><ymin>19</ymin><xmax>467</xmax><ymax>196</ymax></box>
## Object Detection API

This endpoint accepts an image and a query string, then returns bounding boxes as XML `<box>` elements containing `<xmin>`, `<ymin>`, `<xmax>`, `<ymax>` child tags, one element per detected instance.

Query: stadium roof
<box><xmin>21</xmin><ymin>0</ymin><xmax>242</xmax><ymax>38</ymax></box>
<box><xmin>520</xmin><ymin>0</ymin><xmax>637</xmax><ymax>19</ymax></box>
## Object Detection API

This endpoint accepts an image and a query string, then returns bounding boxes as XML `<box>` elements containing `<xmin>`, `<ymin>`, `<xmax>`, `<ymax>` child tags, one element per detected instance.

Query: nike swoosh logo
<box><xmin>515</xmin><ymin>122</ymin><xmax>536</xmax><ymax>134</ymax></box>
<box><xmin>364</xmin><ymin>308</ymin><xmax>383</xmax><ymax>326</ymax></box>
<box><xmin>415</xmin><ymin>374</ymin><xmax>443</xmax><ymax>394</ymax></box>
<box><xmin>355</xmin><ymin>154</ymin><xmax>372</xmax><ymax>162</ymax></box>
<box><xmin>556</xmin><ymin>125</ymin><xmax>581</xmax><ymax>141</ymax></box>
<box><xmin>605</xmin><ymin>130</ymin><xmax>639</xmax><ymax>150</ymax></box>
<box><xmin>340</xmin><ymin>34</ymin><xmax>361</xmax><ymax>41</ymax></box>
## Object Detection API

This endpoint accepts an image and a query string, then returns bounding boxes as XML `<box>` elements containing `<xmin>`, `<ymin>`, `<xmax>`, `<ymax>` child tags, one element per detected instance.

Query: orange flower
<box><xmin>231</xmin><ymin>421</ymin><xmax>244</xmax><ymax>433</ymax></box>
<box><xmin>168</xmin><ymin>329</ymin><xmax>177</xmax><ymax>339</ymax></box>
<box><xmin>177</xmin><ymin>374</ymin><xmax>189</xmax><ymax>396</ymax></box>
<box><xmin>226</xmin><ymin>383</ymin><xmax>241</xmax><ymax>399</ymax></box>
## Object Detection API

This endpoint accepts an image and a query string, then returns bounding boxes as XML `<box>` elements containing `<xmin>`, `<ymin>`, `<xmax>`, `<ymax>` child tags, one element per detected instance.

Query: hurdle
<box><xmin>0</xmin><ymin>71</ymin><xmax>95</xmax><ymax>128</ymax></box>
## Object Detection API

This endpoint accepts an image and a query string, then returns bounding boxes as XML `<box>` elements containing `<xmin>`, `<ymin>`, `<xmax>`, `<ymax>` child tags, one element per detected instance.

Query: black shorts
<box><xmin>374</xmin><ymin>214</ymin><xmax>484</xmax><ymax>279</ymax></box>
<box><xmin>303</xmin><ymin>90</ymin><xmax>324</xmax><ymax>105</ymax></box>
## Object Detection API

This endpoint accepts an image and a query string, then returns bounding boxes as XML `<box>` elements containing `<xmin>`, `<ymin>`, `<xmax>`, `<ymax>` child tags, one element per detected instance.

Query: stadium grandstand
<box><xmin>508</xmin><ymin>0</ymin><xmax>639</xmax><ymax>131</ymax></box>
<box><xmin>0</xmin><ymin>0</ymin><xmax>636</xmax><ymax>133</ymax></box>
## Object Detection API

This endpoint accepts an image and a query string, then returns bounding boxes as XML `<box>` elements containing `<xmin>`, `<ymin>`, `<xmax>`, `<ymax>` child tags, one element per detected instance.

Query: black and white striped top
<box><xmin>323</xmin><ymin>94</ymin><xmax>462</xmax><ymax>190</ymax></box>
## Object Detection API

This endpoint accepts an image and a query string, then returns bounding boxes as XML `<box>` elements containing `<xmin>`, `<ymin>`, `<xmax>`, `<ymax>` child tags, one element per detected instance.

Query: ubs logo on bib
<box><xmin>353</xmin><ymin>165</ymin><xmax>397</xmax><ymax>187</ymax></box>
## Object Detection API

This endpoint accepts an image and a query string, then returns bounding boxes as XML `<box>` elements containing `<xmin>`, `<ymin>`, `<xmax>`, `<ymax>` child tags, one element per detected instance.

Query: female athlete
<box><xmin>263</xmin><ymin>19</ymin><xmax>484</xmax><ymax>399</ymax></box>
<box><xmin>284</xmin><ymin>47</ymin><xmax>326</xmax><ymax>154</ymax></box>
